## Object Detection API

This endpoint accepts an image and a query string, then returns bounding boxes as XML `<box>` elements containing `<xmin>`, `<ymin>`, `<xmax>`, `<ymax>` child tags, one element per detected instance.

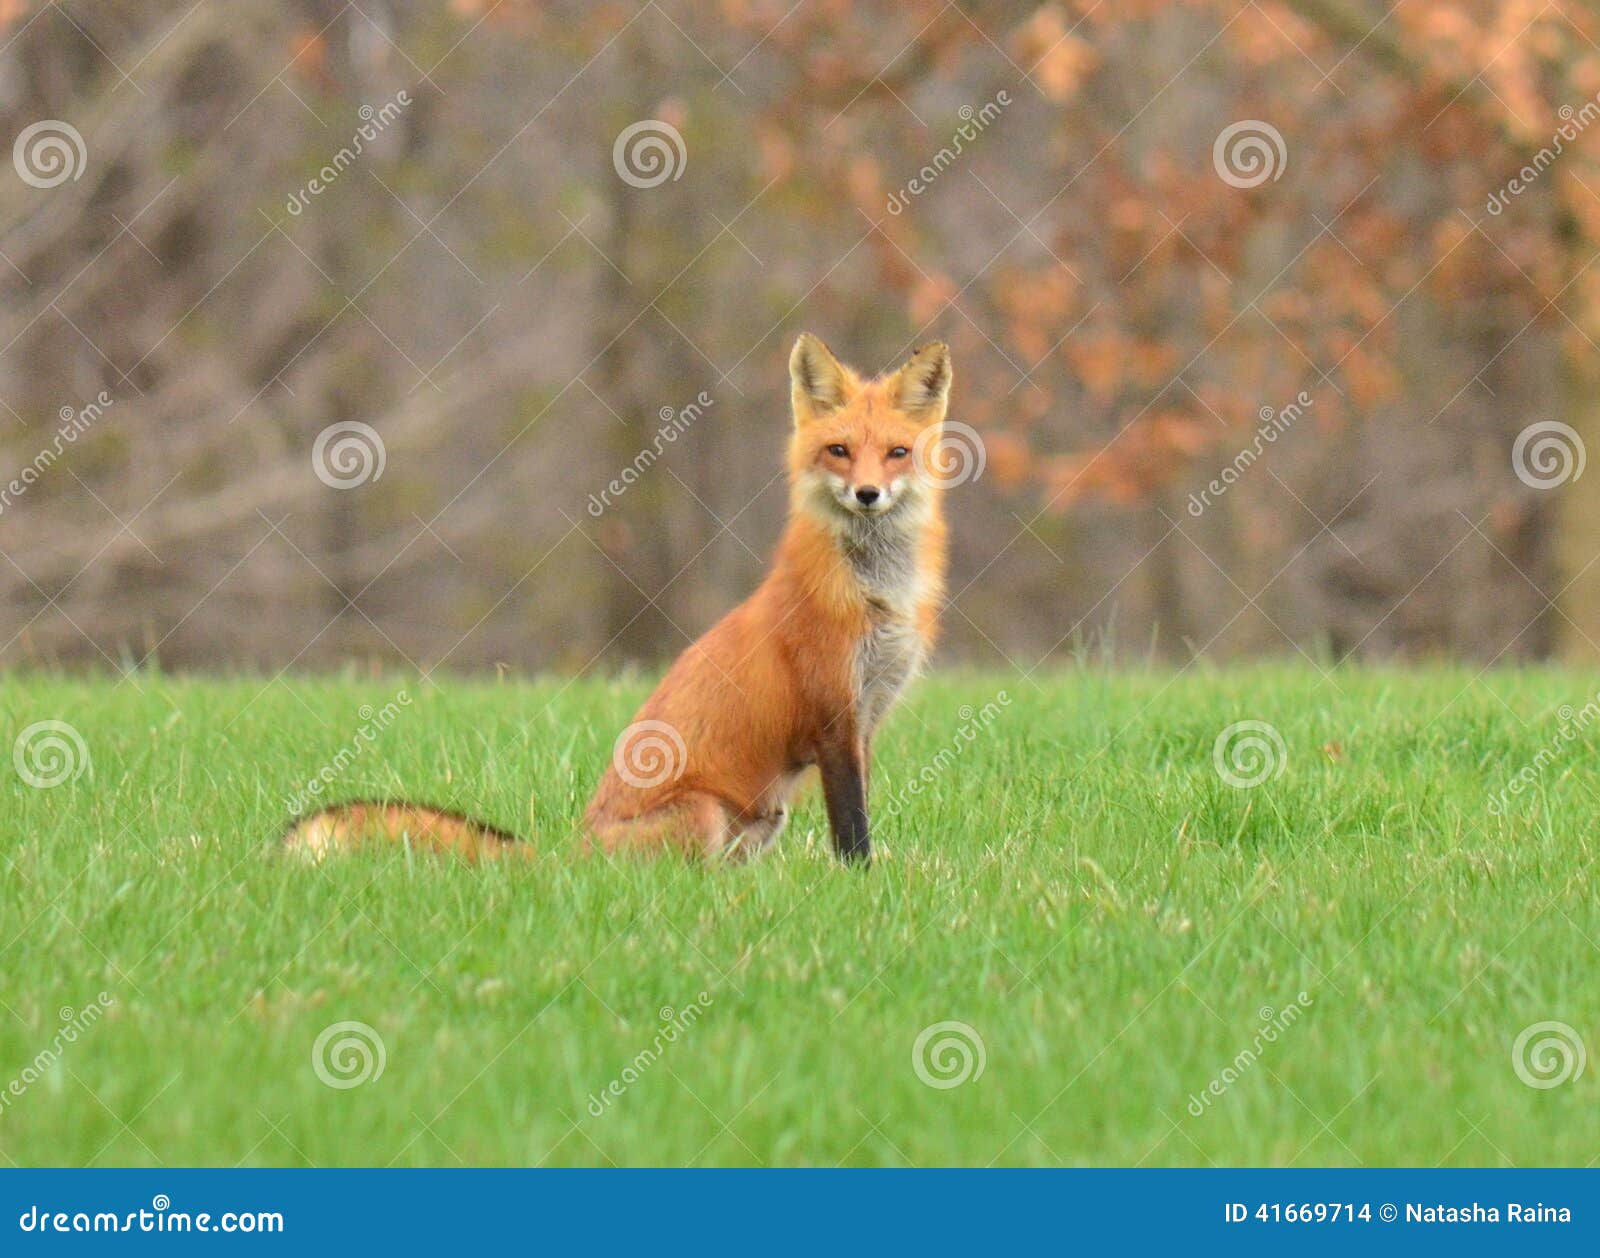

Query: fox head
<box><xmin>787</xmin><ymin>334</ymin><xmax>953</xmax><ymax>525</ymax></box>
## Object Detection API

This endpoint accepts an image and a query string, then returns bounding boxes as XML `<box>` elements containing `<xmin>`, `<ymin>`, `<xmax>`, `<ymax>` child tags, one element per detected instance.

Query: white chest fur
<box><xmin>842</xmin><ymin>516</ymin><xmax>927</xmax><ymax>734</ymax></box>
<box><xmin>856</xmin><ymin>616</ymin><xmax>925</xmax><ymax>734</ymax></box>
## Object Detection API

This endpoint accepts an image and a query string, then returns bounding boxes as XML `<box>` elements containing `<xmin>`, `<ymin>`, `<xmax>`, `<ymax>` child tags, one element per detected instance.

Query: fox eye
<box><xmin>826</xmin><ymin>444</ymin><xmax>849</xmax><ymax>458</ymax></box>
<box><xmin>888</xmin><ymin>446</ymin><xmax>909</xmax><ymax>459</ymax></box>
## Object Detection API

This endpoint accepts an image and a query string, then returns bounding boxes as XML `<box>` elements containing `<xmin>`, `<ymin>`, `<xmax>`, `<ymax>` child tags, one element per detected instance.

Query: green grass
<box><xmin>3</xmin><ymin>666</ymin><xmax>1598</xmax><ymax>1166</ymax></box>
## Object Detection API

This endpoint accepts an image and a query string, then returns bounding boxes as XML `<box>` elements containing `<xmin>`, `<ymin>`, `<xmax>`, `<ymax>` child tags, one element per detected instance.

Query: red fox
<box><xmin>283</xmin><ymin>335</ymin><xmax>952</xmax><ymax>865</ymax></box>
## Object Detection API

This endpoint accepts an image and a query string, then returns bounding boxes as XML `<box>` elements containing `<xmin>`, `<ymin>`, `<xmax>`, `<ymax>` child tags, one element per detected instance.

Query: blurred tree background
<box><xmin>2</xmin><ymin>0</ymin><xmax>1598</xmax><ymax>674</ymax></box>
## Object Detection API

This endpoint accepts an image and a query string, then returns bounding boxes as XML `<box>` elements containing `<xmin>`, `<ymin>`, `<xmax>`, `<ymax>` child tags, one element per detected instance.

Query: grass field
<box><xmin>2</xmin><ymin>666</ymin><xmax>1598</xmax><ymax>1167</ymax></box>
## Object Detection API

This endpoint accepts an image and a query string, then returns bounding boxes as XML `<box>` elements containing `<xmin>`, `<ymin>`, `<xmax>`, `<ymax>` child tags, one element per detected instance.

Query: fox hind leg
<box><xmin>589</xmin><ymin>793</ymin><xmax>790</xmax><ymax>861</ymax></box>
<box><xmin>589</xmin><ymin>791</ymin><xmax>737</xmax><ymax>859</ymax></box>
<box><xmin>721</xmin><ymin>803</ymin><xmax>788</xmax><ymax>863</ymax></box>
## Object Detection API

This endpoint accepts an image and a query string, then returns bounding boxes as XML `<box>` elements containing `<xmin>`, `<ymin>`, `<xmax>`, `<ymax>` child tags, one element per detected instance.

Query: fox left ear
<box><xmin>891</xmin><ymin>342</ymin><xmax>952</xmax><ymax>423</ymax></box>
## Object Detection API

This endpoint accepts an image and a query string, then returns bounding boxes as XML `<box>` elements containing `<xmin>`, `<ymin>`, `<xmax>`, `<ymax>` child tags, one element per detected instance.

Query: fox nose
<box><xmin>855</xmin><ymin>486</ymin><xmax>881</xmax><ymax>506</ymax></box>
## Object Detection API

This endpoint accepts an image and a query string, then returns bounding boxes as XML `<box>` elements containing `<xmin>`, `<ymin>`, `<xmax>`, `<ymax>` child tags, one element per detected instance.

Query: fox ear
<box><xmin>790</xmin><ymin>333</ymin><xmax>854</xmax><ymax>424</ymax></box>
<box><xmin>891</xmin><ymin>342</ymin><xmax>952</xmax><ymax>423</ymax></box>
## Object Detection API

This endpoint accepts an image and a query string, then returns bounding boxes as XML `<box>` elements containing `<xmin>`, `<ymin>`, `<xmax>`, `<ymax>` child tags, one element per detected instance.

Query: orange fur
<box><xmin>280</xmin><ymin>336</ymin><xmax>953</xmax><ymax>865</ymax></box>
<box><xmin>281</xmin><ymin>802</ymin><xmax>526</xmax><ymax>863</ymax></box>
<box><xmin>585</xmin><ymin>336</ymin><xmax>952</xmax><ymax>861</ymax></box>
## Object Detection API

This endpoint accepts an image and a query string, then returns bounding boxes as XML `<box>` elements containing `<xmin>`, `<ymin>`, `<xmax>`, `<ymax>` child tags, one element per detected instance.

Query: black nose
<box><xmin>855</xmin><ymin>486</ymin><xmax>881</xmax><ymax>505</ymax></box>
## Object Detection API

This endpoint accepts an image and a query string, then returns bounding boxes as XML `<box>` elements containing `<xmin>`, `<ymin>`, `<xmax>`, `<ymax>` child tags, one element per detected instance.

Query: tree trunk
<box><xmin>1557</xmin><ymin>216</ymin><xmax>1600</xmax><ymax>658</ymax></box>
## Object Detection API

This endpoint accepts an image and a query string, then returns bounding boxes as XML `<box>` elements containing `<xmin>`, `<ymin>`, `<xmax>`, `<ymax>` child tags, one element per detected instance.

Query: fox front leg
<box><xmin>817</xmin><ymin>737</ymin><xmax>871</xmax><ymax>865</ymax></box>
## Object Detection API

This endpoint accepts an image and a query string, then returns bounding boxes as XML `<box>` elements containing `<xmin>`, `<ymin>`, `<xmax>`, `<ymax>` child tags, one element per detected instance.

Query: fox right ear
<box><xmin>789</xmin><ymin>333</ymin><xmax>854</xmax><ymax>425</ymax></box>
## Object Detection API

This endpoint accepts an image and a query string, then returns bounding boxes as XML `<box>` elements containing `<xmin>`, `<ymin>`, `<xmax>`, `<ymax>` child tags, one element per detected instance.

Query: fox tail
<box><xmin>281</xmin><ymin>801</ymin><xmax>527</xmax><ymax>863</ymax></box>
